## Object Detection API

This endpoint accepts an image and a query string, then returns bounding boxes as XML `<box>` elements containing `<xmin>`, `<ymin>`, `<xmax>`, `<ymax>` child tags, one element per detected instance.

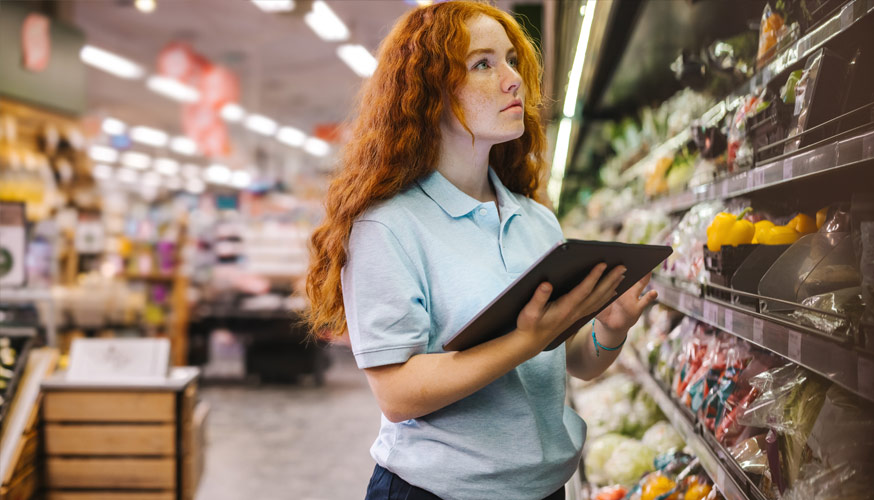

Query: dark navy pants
<box><xmin>364</xmin><ymin>464</ymin><xmax>565</xmax><ymax>500</ymax></box>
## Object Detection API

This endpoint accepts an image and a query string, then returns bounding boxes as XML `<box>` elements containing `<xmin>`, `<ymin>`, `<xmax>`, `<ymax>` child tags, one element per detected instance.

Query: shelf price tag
<box><xmin>721</xmin><ymin>181</ymin><xmax>730</xmax><ymax>198</ymax></box>
<box><xmin>753</xmin><ymin>318</ymin><xmax>764</xmax><ymax>345</ymax></box>
<box><xmin>755</xmin><ymin>167</ymin><xmax>767</xmax><ymax>187</ymax></box>
<box><xmin>717</xmin><ymin>467</ymin><xmax>726</xmax><ymax>492</ymax></box>
<box><xmin>783</xmin><ymin>158</ymin><xmax>794</xmax><ymax>179</ymax></box>
<box><xmin>704</xmin><ymin>301</ymin><xmax>719</xmax><ymax>325</ymax></box>
<box><xmin>859</xmin><ymin>357</ymin><xmax>874</xmax><ymax>400</ymax></box>
<box><xmin>724</xmin><ymin>309</ymin><xmax>734</xmax><ymax>332</ymax></box>
<box><xmin>788</xmin><ymin>331</ymin><xmax>802</xmax><ymax>362</ymax></box>
<box><xmin>679</xmin><ymin>293</ymin><xmax>689</xmax><ymax>311</ymax></box>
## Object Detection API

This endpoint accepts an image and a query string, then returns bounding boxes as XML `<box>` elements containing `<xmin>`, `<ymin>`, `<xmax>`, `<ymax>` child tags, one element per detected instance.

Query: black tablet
<box><xmin>442</xmin><ymin>239</ymin><xmax>673</xmax><ymax>352</ymax></box>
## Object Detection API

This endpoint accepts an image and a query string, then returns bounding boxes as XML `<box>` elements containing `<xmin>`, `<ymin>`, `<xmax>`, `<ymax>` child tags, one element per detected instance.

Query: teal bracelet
<box><xmin>591</xmin><ymin>319</ymin><xmax>626</xmax><ymax>357</ymax></box>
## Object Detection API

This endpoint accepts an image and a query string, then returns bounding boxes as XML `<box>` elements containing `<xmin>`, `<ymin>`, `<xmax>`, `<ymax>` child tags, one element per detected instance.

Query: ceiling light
<box><xmin>182</xmin><ymin>163</ymin><xmax>202</xmax><ymax>178</ymax></box>
<box><xmin>276</xmin><ymin>126</ymin><xmax>306</xmax><ymax>147</ymax></box>
<box><xmin>89</xmin><ymin>145</ymin><xmax>119</xmax><ymax>163</ymax></box>
<box><xmin>92</xmin><ymin>163</ymin><xmax>114</xmax><ymax>180</ymax></box>
<box><xmin>303</xmin><ymin>137</ymin><xmax>330</xmax><ymax>157</ymax></box>
<box><xmin>135</xmin><ymin>0</ymin><xmax>156</xmax><ymax>13</ymax></box>
<box><xmin>120</xmin><ymin>151</ymin><xmax>151</xmax><ymax>169</ymax></box>
<box><xmin>154</xmin><ymin>158</ymin><xmax>180</xmax><ymax>176</ymax></box>
<box><xmin>548</xmin><ymin>118</ymin><xmax>572</xmax><ymax>203</ymax></box>
<box><xmin>186</xmin><ymin>178</ymin><xmax>205</xmax><ymax>194</ymax></box>
<box><xmin>304</xmin><ymin>1</ymin><xmax>349</xmax><ymax>42</ymax></box>
<box><xmin>244</xmin><ymin>114</ymin><xmax>277</xmax><ymax>136</ymax></box>
<box><xmin>102</xmin><ymin>117</ymin><xmax>127</xmax><ymax>136</ymax></box>
<box><xmin>231</xmin><ymin>171</ymin><xmax>252</xmax><ymax>189</ymax></box>
<box><xmin>80</xmin><ymin>45</ymin><xmax>145</xmax><ymax>80</ymax></box>
<box><xmin>220</xmin><ymin>103</ymin><xmax>246</xmax><ymax>123</ymax></box>
<box><xmin>130</xmin><ymin>126</ymin><xmax>169</xmax><ymax>147</ymax></box>
<box><xmin>337</xmin><ymin>44</ymin><xmax>377</xmax><ymax>78</ymax></box>
<box><xmin>562</xmin><ymin>0</ymin><xmax>597</xmax><ymax>118</ymax></box>
<box><xmin>251</xmin><ymin>0</ymin><xmax>295</xmax><ymax>13</ymax></box>
<box><xmin>205</xmin><ymin>164</ymin><xmax>232</xmax><ymax>184</ymax></box>
<box><xmin>117</xmin><ymin>168</ymin><xmax>139</xmax><ymax>184</ymax></box>
<box><xmin>146</xmin><ymin>75</ymin><xmax>200</xmax><ymax>103</ymax></box>
<box><xmin>170</xmin><ymin>136</ymin><xmax>198</xmax><ymax>156</ymax></box>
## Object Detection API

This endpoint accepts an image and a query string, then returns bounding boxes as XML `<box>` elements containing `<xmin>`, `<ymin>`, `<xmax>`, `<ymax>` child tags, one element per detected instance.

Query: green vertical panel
<box><xmin>512</xmin><ymin>3</ymin><xmax>543</xmax><ymax>59</ymax></box>
<box><xmin>0</xmin><ymin>2</ymin><xmax>87</xmax><ymax>115</ymax></box>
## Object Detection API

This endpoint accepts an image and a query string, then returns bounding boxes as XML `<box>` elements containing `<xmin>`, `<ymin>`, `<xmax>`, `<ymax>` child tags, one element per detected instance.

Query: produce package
<box><xmin>756</xmin><ymin>3</ymin><xmax>785</xmax><ymax>67</ymax></box>
<box><xmin>664</xmin><ymin>202</ymin><xmax>723</xmax><ymax>289</ymax></box>
<box><xmin>584</xmin><ymin>433</ymin><xmax>658</xmax><ymax>487</ymax></box>
<box><xmin>714</xmin><ymin>353</ymin><xmax>783</xmax><ymax>446</ymax></box>
<box><xmin>641</xmin><ymin>421</ymin><xmax>685</xmax><ymax>455</ymax></box>
<box><xmin>697</xmin><ymin>339</ymin><xmax>752</xmax><ymax>431</ymax></box>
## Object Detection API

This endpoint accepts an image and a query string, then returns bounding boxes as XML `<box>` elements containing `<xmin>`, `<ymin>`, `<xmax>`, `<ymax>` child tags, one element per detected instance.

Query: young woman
<box><xmin>306</xmin><ymin>2</ymin><xmax>657</xmax><ymax>499</ymax></box>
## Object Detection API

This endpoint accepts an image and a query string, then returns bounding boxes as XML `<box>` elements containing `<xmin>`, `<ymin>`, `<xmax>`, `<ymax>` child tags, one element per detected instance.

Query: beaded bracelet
<box><xmin>591</xmin><ymin>319</ymin><xmax>626</xmax><ymax>357</ymax></box>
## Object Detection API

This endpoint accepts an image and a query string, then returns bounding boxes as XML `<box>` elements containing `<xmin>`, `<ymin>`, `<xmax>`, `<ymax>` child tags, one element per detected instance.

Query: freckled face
<box><xmin>442</xmin><ymin>14</ymin><xmax>525</xmax><ymax>145</ymax></box>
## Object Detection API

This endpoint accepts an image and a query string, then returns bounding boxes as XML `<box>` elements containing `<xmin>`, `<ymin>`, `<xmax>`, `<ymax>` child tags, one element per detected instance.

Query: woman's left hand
<box><xmin>595</xmin><ymin>272</ymin><xmax>658</xmax><ymax>333</ymax></box>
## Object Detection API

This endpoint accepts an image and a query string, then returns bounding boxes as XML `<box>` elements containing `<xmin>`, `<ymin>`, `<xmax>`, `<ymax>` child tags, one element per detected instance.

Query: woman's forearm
<box><xmin>565</xmin><ymin>319</ymin><xmax>627</xmax><ymax>381</ymax></box>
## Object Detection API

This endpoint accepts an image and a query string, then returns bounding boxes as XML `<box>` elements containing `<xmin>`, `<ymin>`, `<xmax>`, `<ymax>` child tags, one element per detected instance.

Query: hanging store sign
<box><xmin>21</xmin><ymin>13</ymin><xmax>51</xmax><ymax>72</ymax></box>
<box><xmin>0</xmin><ymin>202</ymin><xmax>26</xmax><ymax>287</ymax></box>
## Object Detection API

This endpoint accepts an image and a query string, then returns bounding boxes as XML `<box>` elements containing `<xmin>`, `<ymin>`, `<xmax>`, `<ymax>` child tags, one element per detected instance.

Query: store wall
<box><xmin>0</xmin><ymin>2</ymin><xmax>86</xmax><ymax>115</ymax></box>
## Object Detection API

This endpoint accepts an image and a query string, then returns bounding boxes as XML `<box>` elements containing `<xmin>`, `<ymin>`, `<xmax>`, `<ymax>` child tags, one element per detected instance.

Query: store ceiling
<box><xmin>60</xmin><ymin>0</ymin><xmax>528</xmax><ymax>166</ymax></box>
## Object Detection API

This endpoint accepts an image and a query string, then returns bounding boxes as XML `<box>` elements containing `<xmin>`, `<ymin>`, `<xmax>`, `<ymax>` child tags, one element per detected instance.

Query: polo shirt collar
<box><xmin>417</xmin><ymin>167</ymin><xmax>521</xmax><ymax>219</ymax></box>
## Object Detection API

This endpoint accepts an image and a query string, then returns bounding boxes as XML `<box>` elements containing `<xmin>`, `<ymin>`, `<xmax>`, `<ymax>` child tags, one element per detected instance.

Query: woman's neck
<box><xmin>435</xmin><ymin>131</ymin><xmax>495</xmax><ymax>203</ymax></box>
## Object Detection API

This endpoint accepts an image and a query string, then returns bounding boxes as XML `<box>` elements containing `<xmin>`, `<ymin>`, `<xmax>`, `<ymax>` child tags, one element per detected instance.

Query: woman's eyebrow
<box><xmin>465</xmin><ymin>47</ymin><xmax>517</xmax><ymax>59</ymax></box>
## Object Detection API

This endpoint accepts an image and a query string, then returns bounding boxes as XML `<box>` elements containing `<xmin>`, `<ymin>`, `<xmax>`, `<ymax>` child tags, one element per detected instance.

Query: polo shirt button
<box><xmin>478</xmin><ymin>208</ymin><xmax>487</xmax><ymax>216</ymax></box>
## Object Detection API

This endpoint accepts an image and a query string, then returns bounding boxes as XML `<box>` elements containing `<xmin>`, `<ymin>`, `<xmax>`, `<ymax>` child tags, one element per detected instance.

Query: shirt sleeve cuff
<box><xmin>353</xmin><ymin>343</ymin><xmax>428</xmax><ymax>369</ymax></box>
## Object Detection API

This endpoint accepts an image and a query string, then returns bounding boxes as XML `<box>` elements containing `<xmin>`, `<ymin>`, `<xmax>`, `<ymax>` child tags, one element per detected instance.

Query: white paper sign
<box><xmin>68</xmin><ymin>338</ymin><xmax>170</xmax><ymax>381</ymax></box>
<box><xmin>788</xmin><ymin>331</ymin><xmax>802</xmax><ymax>362</ymax></box>
<box><xmin>704</xmin><ymin>301</ymin><xmax>719</xmax><ymax>325</ymax></box>
<box><xmin>724</xmin><ymin>309</ymin><xmax>734</xmax><ymax>332</ymax></box>
<box><xmin>783</xmin><ymin>158</ymin><xmax>794</xmax><ymax>179</ymax></box>
<box><xmin>753</xmin><ymin>318</ymin><xmax>764</xmax><ymax>345</ymax></box>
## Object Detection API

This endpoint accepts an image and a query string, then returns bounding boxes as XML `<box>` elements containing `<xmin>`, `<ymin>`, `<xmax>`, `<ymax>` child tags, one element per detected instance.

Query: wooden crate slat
<box><xmin>46</xmin><ymin>457</ymin><xmax>176</xmax><ymax>489</ymax></box>
<box><xmin>44</xmin><ymin>392</ymin><xmax>175</xmax><ymax>423</ymax></box>
<box><xmin>45</xmin><ymin>424</ymin><xmax>175</xmax><ymax>456</ymax></box>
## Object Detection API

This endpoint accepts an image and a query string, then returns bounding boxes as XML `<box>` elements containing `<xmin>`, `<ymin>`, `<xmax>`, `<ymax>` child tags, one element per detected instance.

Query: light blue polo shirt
<box><xmin>342</xmin><ymin>167</ymin><xmax>585</xmax><ymax>500</ymax></box>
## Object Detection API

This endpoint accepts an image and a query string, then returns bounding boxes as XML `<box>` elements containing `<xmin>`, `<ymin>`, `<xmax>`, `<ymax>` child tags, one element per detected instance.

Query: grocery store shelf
<box><xmin>123</xmin><ymin>272</ymin><xmax>176</xmax><ymax>283</ymax></box>
<box><xmin>650</xmin><ymin>278</ymin><xmax>874</xmax><ymax>403</ymax></box>
<box><xmin>0</xmin><ymin>326</ymin><xmax>37</xmax><ymax>337</ymax></box>
<box><xmin>622</xmin><ymin>352</ymin><xmax>753</xmax><ymax>500</ymax></box>
<box><xmin>0</xmin><ymin>287</ymin><xmax>57</xmax><ymax>348</ymax></box>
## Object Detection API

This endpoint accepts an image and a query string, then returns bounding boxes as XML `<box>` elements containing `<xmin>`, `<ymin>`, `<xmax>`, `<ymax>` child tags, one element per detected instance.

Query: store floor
<box><xmin>195</xmin><ymin>346</ymin><xmax>382</xmax><ymax>500</ymax></box>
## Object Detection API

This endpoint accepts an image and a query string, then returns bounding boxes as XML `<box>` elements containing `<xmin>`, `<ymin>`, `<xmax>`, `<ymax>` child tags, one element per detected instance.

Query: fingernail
<box><xmin>540</xmin><ymin>284</ymin><xmax>551</xmax><ymax>292</ymax></box>
<box><xmin>619</xmin><ymin>266</ymin><xmax>627</xmax><ymax>273</ymax></box>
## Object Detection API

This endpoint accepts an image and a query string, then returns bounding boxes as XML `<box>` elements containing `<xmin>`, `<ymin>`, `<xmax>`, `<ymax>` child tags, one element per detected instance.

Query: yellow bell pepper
<box><xmin>684</xmin><ymin>482</ymin><xmax>712</xmax><ymax>500</ymax></box>
<box><xmin>788</xmin><ymin>213</ymin><xmax>817</xmax><ymax>234</ymax></box>
<box><xmin>752</xmin><ymin>220</ymin><xmax>775</xmax><ymax>244</ymax></box>
<box><xmin>816</xmin><ymin>206</ymin><xmax>829</xmax><ymax>230</ymax></box>
<box><xmin>641</xmin><ymin>474</ymin><xmax>678</xmax><ymax>500</ymax></box>
<box><xmin>761</xmin><ymin>225</ymin><xmax>800</xmax><ymax>245</ymax></box>
<box><xmin>707</xmin><ymin>208</ymin><xmax>754</xmax><ymax>251</ymax></box>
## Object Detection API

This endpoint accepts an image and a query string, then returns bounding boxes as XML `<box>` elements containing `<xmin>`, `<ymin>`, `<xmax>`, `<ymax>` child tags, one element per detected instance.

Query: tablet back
<box><xmin>442</xmin><ymin>239</ymin><xmax>673</xmax><ymax>352</ymax></box>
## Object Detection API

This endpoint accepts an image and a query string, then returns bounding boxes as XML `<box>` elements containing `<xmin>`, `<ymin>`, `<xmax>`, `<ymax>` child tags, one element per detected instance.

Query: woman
<box><xmin>306</xmin><ymin>2</ymin><xmax>657</xmax><ymax>499</ymax></box>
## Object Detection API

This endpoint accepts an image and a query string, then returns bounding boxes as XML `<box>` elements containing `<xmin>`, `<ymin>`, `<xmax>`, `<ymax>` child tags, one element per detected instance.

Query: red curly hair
<box><xmin>305</xmin><ymin>0</ymin><xmax>547</xmax><ymax>339</ymax></box>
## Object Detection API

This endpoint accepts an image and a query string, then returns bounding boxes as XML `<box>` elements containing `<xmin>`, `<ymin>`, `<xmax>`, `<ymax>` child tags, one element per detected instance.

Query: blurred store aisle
<box><xmin>195</xmin><ymin>346</ymin><xmax>380</xmax><ymax>500</ymax></box>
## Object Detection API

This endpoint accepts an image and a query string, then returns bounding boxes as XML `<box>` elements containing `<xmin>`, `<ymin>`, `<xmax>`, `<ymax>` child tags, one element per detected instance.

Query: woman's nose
<box><xmin>501</xmin><ymin>63</ymin><xmax>521</xmax><ymax>94</ymax></box>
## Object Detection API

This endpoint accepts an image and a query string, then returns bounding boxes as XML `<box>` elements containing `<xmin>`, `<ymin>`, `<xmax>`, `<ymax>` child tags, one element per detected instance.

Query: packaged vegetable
<box><xmin>640</xmin><ymin>472</ymin><xmax>678</xmax><ymax>500</ymax></box>
<box><xmin>756</xmin><ymin>3</ymin><xmax>785</xmax><ymax>66</ymax></box>
<box><xmin>603</xmin><ymin>439</ymin><xmax>659</xmax><ymax>486</ymax></box>
<box><xmin>683</xmin><ymin>477</ymin><xmax>712</xmax><ymax>500</ymax></box>
<box><xmin>585</xmin><ymin>434</ymin><xmax>636</xmax><ymax>485</ymax></box>
<box><xmin>641</xmin><ymin>421</ymin><xmax>685</xmax><ymax>455</ymax></box>
<box><xmin>698</xmin><ymin>340</ymin><xmax>752</xmax><ymax>431</ymax></box>
<box><xmin>593</xmin><ymin>485</ymin><xmax>628</xmax><ymax>500</ymax></box>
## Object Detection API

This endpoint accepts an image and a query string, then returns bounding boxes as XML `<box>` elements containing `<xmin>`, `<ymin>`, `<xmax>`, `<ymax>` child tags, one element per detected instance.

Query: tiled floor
<box><xmin>195</xmin><ymin>346</ymin><xmax>381</xmax><ymax>500</ymax></box>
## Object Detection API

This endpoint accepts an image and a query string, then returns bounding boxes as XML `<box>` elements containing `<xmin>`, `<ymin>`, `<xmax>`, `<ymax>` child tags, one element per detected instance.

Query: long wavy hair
<box><xmin>305</xmin><ymin>0</ymin><xmax>547</xmax><ymax>339</ymax></box>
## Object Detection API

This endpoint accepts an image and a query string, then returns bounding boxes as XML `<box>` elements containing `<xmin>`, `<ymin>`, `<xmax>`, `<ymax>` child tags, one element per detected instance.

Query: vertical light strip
<box><xmin>550</xmin><ymin>0</ymin><xmax>598</xmax><ymax>209</ymax></box>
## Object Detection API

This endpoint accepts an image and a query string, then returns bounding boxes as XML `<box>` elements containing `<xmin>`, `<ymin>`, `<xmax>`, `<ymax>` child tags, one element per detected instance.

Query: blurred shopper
<box><xmin>306</xmin><ymin>2</ymin><xmax>656</xmax><ymax>499</ymax></box>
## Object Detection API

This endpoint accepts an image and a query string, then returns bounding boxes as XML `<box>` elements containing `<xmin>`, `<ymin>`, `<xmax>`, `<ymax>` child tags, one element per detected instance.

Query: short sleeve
<box><xmin>342</xmin><ymin>220</ymin><xmax>430</xmax><ymax>369</ymax></box>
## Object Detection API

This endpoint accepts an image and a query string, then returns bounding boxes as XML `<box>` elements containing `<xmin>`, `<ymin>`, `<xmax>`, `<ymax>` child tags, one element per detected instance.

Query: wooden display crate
<box><xmin>41</xmin><ymin>368</ymin><xmax>205</xmax><ymax>500</ymax></box>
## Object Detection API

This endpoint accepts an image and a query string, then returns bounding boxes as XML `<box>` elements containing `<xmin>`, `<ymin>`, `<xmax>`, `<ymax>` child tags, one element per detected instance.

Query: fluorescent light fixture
<box><xmin>548</xmin><ymin>118</ymin><xmax>573</xmax><ymax>204</ymax></box>
<box><xmin>205</xmin><ymin>164</ymin><xmax>232</xmax><ymax>184</ymax></box>
<box><xmin>117</xmin><ymin>168</ymin><xmax>139</xmax><ymax>184</ymax></box>
<box><xmin>562</xmin><ymin>0</ymin><xmax>597</xmax><ymax>118</ymax></box>
<box><xmin>92</xmin><ymin>163</ymin><xmax>114</xmax><ymax>180</ymax></box>
<box><xmin>102</xmin><ymin>117</ymin><xmax>127</xmax><ymax>136</ymax></box>
<box><xmin>182</xmin><ymin>163</ymin><xmax>202</xmax><ymax>178</ymax></box>
<box><xmin>120</xmin><ymin>151</ymin><xmax>151</xmax><ymax>169</ymax></box>
<box><xmin>146</xmin><ymin>75</ymin><xmax>200</xmax><ymax>103</ymax></box>
<box><xmin>142</xmin><ymin>171</ymin><xmax>162</xmax><ymax>187</ymax></box>
<box><xmin>276</xmin><ymin>126</ymin><xmax>306</xmax><ymax>147</ymax></box>
<box><xmin>186</xmin><ymin>178</ymin><xmax>205</xmax><ymax>194</ymax></box>
<box><xmin>165</xmin><ymin>176</ymin><xmax>184</xmax><ymax>191</ymax></box>
<box><xmin>337</xmin><ymin>44</ymin><xmax>377</xmax><ymax>78</ymax></box>
<box><xmin>170</xmin><ymin>136</ymin><xmax>198</xmax><ymax>156</ymax></box>
<box><xmin>303</xmin><ymin>137</ymin><xmax>330</xmax><ymax>157</ymax></box>
<box><xmin>231</xmin><ymin>171</ymin><xmax>252</xmax><ymax>189</ymax></box>
<box><xmin>416</xmin><ymin>0</ymin><xmax>434</xmax><ymax>6</ymax></box>
<box><xmin>154</xmin><ymin>158</ymin><xmax>180</xmax><ymax>176</ymax></box>
<box><xmin>135</xmin><ymin>0</ymin><xmax>156</xmax><ymax>13</ymax></box>
<box><xmin>130</xmin><ymin>126</ymin><xmax>169</xmax><ymax>147</ymax></box>
<box><xmin>244</xmin><ymin>114</ymin><xmax>277</xmax><ymax>136</ymax></box>
<box><xmin>251</xmin><ymin>0</ymin><xmax>295</xmax><ymax>13</ymax></box>
<box><xmin>220</xmin><ymin>103</ymin><xmax>246</xmax><ymax>123</ymax></box>
<box><xmin>80</xmin><ymin>45</ymin><xmax>145</xmax><ymax>80</ymax></box>
<box><xmin>304</xmin><ymin>1</ymin><xmax>349</xmax><ymax>42</ymax></box>
<box><xmin>89</xmin><ymin>145</ymin><xmax>119</xmax><ymax>163</ymax></box>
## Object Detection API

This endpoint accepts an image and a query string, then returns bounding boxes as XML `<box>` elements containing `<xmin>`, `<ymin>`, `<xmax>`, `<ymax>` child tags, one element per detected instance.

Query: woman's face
<box><xmin>442</xmin><ymin>14</ymin><xmax>525</xmax><ymax>145</ymax></box>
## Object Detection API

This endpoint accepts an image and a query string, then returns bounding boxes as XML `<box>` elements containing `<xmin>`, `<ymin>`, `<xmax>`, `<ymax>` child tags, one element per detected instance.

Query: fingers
<box><xmin>634</xmin><ymin>289</ymin><xmax>658</xmax><ymax>315</ymax></box>
<box><xmin>518</xmin><ymin>282</ymin><xmax>553</xmax><ymax>329</ymax></box>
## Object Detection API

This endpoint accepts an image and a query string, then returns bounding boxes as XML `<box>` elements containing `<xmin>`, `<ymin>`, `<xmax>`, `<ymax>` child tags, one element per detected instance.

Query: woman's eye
<box><xmin>473</xmin><ymin>59</ymin><xmax>490</xmax><ymax>70</ymax></box>
<box><xmin>508</xmin><ymin>57</ymin><xmax>518</xmax><ymax>68</ymax></box>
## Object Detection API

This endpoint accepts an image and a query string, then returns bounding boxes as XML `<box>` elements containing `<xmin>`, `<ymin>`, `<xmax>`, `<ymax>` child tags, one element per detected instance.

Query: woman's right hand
<box><xmin>515</xmin><ymin>263</ymin><xmax>626</xmax><ymax>352</ymax></box>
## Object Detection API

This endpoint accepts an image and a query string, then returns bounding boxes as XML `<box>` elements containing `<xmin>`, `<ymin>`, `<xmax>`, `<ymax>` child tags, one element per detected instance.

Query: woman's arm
<box><xmin>565</xmin><ymin>274</ymin><xmax>658</xmax><ymax>380</ymax></box>
<box><xmin>365</xmin><ymin>264</ymin><xmax>626</xmax><ymax>422</ymax></box>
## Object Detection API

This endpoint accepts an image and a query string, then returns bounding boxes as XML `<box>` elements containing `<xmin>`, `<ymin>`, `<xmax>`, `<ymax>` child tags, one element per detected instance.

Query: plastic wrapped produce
<box><xmin>664</xmin><ymin>202</ymin><xmax>723</xmax><ymax>287</ymax></box>
<box><xmin>592</xmin><ymin>485</ymin><xmax>627</xmax><ymax>500</ymax></box>
<box><xmin>697</xmin><ymin>339</ymin><xmax>752</xmax><ymax>430</ymax></box>
<box><xmin>586</xmin><ymin>434</ymin><xmax>636</xmax><ymax>485</ymax></box>
<box><xmin>603</xmin><ymin>439</ymin><xmax>659</xmax><ymax>487</ymax></box>
<box><xmin>714</xmin><ymin>353</ymin><xmax>782</xmax><ymax>446</ymax></box>
<box><xmin>573</xmin><ymin>374</ymin><xmax>637</xmax><ymax>439</ymax></box>
<box><xmin>623</xmin><ymin>390</ymin><xmax>664</xmax><ymax>438</ymax></box>
<box><xmin>641</xmin><ymin>421</ymin><xmax>685</xmax><ymax>455</ymax></box>
<box><xmin>731</xmin><ymin>434</ymin><xmax>775</xmax><ymax>497</ymax></box>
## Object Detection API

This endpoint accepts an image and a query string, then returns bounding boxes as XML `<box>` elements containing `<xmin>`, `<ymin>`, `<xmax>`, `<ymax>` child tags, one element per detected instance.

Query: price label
<box><xmin>753</xmin><ymin>318</ymin><xmax>764</xmax><ymax>345</ymax></box>
<box><xmin>704</xmin><ymin>301</ymin><xmax>719</xmax><ymax>325</ymax></box>
<box><xmin>783</xmin><ymin>158</ymin><xmax>794</xmax><ymax>179</ymax></box>
<box><xmin>717</xmin><ymin>467</ymin><xmax>726</xmax><ymax>490</ymax></box>
<box><xmin>755</xmin><ymin>168</ymin><xmax>767</xmax><ymax>186</ymax></box>
<box><xmin>721</xmin><ymin>181</ymin><xmax>730</xmax><ymax>198</ymax></box>
<box><xmin>679</xmin><ymin>294</ymin><xmax>689</xmax><ymax>311</ymax></box>
<box><xmin>724</xmin><ymin>309</ymin><xmax>734</xmax><ymax>332</ymax></box>
<box><xmin>788</xmin><ymin>331</ymin><xmax>802</xmax><ymax>362</ymax></box>
<box><xmin>859</xmin><ymin>357</ymin><xmax>874</xmax><ymax>400</ymax></box>
<box><xmin>841</xmin><ymin>4</ymin><xmax>854</xmax><ymax>28</ymax></box>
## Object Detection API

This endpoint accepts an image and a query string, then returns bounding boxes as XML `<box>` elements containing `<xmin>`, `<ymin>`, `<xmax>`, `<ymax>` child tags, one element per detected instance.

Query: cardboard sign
<box><xmin>67</xmin><ymin>338</ymin><xmax>170</xmax><ymax>381</ymax></box>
